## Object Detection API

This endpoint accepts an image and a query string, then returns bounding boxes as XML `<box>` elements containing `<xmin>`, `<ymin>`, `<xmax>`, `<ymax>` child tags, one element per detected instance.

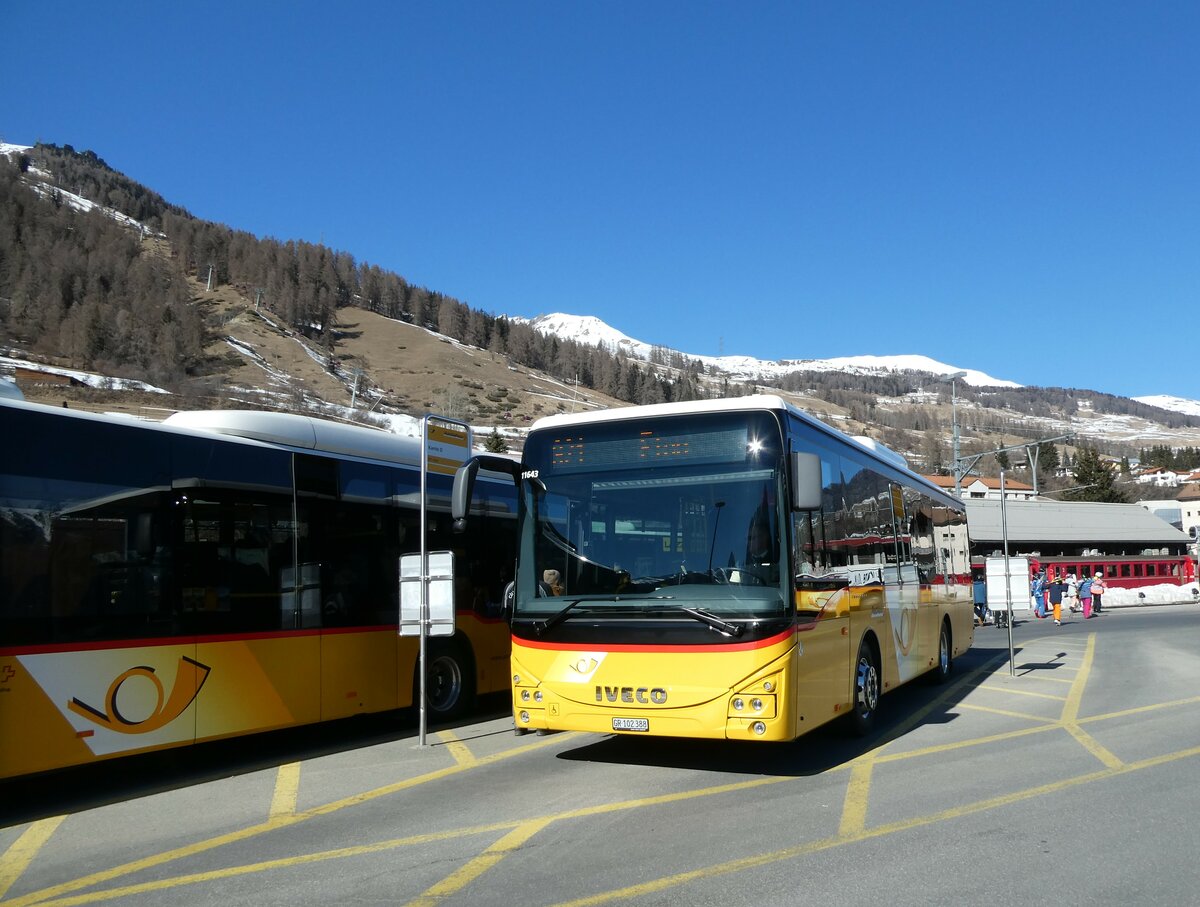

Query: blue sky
<box><xmin>4</xmin><ymin>2</ymin><xmax>1198</xmax><ymax>399</ymax></box>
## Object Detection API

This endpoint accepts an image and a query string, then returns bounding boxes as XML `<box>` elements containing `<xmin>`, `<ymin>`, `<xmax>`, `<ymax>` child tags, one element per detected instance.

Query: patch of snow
<box><xmin>0</xmin><ymin>355</ymin><xmax>170</xmax><ymax>394</ymax></box>
<box><xmin>514</xmin><ymin>312</ymin><xmax>1020</xmax><ymax>388</ymax></box>
<box><xmin>1133</xmin><ymin>395</ymin><xmax>1200</xmax><ymax>418</ymax></box>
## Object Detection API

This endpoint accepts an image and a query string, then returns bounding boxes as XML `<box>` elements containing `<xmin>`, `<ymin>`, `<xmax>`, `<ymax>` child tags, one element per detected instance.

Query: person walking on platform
<box><xmin>1079</xmin><ymin>574</ymin><xmax>1094</xmax><ymax>618</ymax></box>
<box><xmin>973</xmin><ymin>573</ymin><xmax>990</xmax><ymax>626</ymax></box>
<box><xmin>1091</xmin><ymin>570</ymin><xmax>1107</xmax><ymax>614</ymax></box>
<box><xmin>1031</xmin><ymin>568</ymin><xmax>1048</xmax><ymax>618</ymax></box>
<box><xmin>1066</xmin><ymin>572</ymin><xmax>1079</xmax><ymax>613</ymax></box>
<box><xmin>1048</xmin><ymin>571</ymin><xmax>1067</xmax><ymax>626</ymax></box>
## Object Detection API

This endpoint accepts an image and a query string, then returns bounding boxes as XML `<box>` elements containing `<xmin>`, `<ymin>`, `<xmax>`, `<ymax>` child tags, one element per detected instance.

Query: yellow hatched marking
<box><xmin>1</xmin><ymin>733</ymin><xmax>579</xmax><ymax>907</ymax></box>
<box><xmin>268</xmin><ymin>763</ymin><xmax>301</xmax><ymax>820</ymax></box>
<box><xmin>405</xmin><ymin>819</ymin><xmax>551</xmax><ymax>907</ymax></box>
<box><xmin>548</xmin><ymin>744</ymin><xmax>1200</xmax><ymax>907</ymax></box>
<box><xmin>976</xmin><ymin>684</ymin><xmax>1067</xmax><ymax>701</ymax></box>
<box><xmin>1078</xmin><ymin>694</ymin><xmax>1200</xmax><ymax>725</ymax></box>
<box><xmin>0</xmin><ymin>817</ymin><xmax>65</xmax><ymax>900</ymax></box>
<box><xmin>435</xmin><ymin>730</ymin><xmax>476</xmax><ymax>766</ymax></box>
<box><xmin>1061</xmin><ymin>634</ymin><xmax>1124</xmax><ymax>768</ymax></box>
<box><xmin>1018</xmin><ymin>675</ymin><xmax>1075</xmax><ymax>685</ymax></box>
<box><xmin>958</xmin><ymin>702</ymin><xmax>1055</xmax><ymax>723</ymax></box>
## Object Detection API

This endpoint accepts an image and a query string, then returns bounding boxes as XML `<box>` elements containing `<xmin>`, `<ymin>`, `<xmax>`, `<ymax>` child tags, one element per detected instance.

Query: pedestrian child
<box><xmin>1047</xmin><ymin>571</ymin><xmax>1067</xmax><ymax>626</ymax></box>
<box><xmin>1091</xmin><ymin>570</ymin><xmax>1106</xmax><ymax>614</ymax></box>
<box><xmin>1066</xmin><ymin>572</ymin><xmax>1079</xmax><ymax>613</ymax></box>
<box><xmin>1079</xmin><ymin>573</ymin><xmax>1094</xmax><ymax>619</ymax></box>
<box><xmin>1031</xmin><ymin>569</ymin><xmax>1047</xmax><ymax>618</ymax></box>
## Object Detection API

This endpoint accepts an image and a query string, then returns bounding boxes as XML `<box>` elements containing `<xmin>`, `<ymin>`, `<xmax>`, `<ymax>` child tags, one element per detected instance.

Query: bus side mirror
<box><xmin>452</xmin><ymin>455</ymin><xmax>522</xmax><ymax>532</ymax></box>
<box><xmin>791</xmin><ymin>452</ymin><xmax>822</xmax><ymax>511</ymax></box>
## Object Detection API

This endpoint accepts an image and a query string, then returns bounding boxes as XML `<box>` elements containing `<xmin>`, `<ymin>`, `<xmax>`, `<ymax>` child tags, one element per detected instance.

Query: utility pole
<box><xmin>936</xmin><ymin>371</ymin><xmax>967</xmax><ymax>497</ymax></box>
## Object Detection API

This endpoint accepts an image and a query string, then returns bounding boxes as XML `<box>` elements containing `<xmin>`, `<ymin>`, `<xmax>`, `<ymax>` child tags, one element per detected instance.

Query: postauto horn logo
<box><xmin>68</xmin><ymin>656</ymin><xmax>211</xmax><ymax>734</ymax></box>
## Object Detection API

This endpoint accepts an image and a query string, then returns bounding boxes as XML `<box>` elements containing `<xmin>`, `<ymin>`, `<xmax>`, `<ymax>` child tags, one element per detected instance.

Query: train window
<box><xmin>1120</xmin><ymin>564</ymin><xmax>1131</xmax><ymax>577</ymax></box>
<box><xmin>1147</xmin><ymin>564</ymin><xmax>1157</xmax><ymax>577</ymax></box>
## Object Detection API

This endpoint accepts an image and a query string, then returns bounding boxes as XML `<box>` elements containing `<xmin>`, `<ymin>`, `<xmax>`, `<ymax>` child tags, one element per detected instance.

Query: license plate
<box><xmin>612</xmin><ymin>717</ymin><xmax>649</xmax><ymax>732</ymax></box>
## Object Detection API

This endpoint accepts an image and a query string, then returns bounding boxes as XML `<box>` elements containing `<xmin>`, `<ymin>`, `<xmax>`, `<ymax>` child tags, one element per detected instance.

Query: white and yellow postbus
<box><xmin>0</xmin><ymin>399</ymin><xmax>516</xmax><ymax>778</ymax></box>
<box><xmin>453</xmin><ymin>395</ymin><xmax>973</xmax><ymax>741</ymax></box>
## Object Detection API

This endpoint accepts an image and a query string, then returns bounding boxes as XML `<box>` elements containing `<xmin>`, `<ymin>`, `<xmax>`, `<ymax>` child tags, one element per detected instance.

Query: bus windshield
<box><xmin>518</xmin><ymin>410</ymin><xmax>788</xmax><ymax>617</ymax></box>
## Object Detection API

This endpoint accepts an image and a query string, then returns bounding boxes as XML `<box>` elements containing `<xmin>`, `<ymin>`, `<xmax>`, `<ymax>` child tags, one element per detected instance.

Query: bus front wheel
<box><xmin>850</xmin><ymin>642</ymin><xmax>880</xmax><ymax>736</ymax></box>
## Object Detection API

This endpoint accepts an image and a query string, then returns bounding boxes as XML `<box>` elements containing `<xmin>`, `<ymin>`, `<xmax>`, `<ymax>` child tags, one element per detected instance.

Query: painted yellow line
<box><xmin>837</xmin><ymin>758</ymin><xmax>874</xmax><ymax>837</ymax></box>
<box><xmin>1017</xmin><ymin>675</ymin><xmax>1076</xmax><ymax>685</ymax></box>
<box><xmin>405</xmin><ymin>819</ymin><xmax>552</xmax><ymax>907</ymax></box>
<box><xmin>876</xmin><ymin>721</ymin><xmax>1060</xmax><ymax>764</ymax></box>
<box><xmin>435</xmin><ymin>729</ymin><xmax>476</xmax><ymax>767</ymax></box>
<box><xmin>1060</xmin><ymin>635</ymin><xmax>1124</xmax><ymax>769</ymax></box>
<box><xmin>2</xmin><ymin>733</ymin><xmax>579</xmax><ymax>907</ymax></box>
<box><xmin>976</xmin><ymin>684</ymin><xmax>1067</xmax><ymax>701</ymax></box>
<box><xmin>10</xmin><ymin>823</ymin><xmax>522</xmax><ymax>907</ymax></box>
<box><xmin>12</xmin><ymin>776</ymin><xmax>799</xmax><ymax>906</ymax></box>
<box><xmin>0</xmin><ymin>817</ymin><xmax>66</xmax><ymax>900</ymax></box>
<box><xmin>958</xmin><ymin>703</ymin><xmax>1057</xmax><ymax>723</ymax></box>
<box><xmin>269</xmin><ymin>763</ymin><xmax>301</xmax><ymax>820</ymax></box>
<box><xmin>1078</xmin><ymin>694</ymin><xmax>1200</xmax><ymax>725</ymax></box>
<box><xmin>548</xmin><ymin>744</ymin><xmax>1200</xmax><ymax>907</ymax></box>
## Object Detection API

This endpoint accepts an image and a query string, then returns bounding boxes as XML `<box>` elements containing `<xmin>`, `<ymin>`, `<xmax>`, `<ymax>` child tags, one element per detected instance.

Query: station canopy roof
<box><xmin>965</xmin><ymin>499</ymin><xmax>1190</xmax><ymax>545</ymax></box>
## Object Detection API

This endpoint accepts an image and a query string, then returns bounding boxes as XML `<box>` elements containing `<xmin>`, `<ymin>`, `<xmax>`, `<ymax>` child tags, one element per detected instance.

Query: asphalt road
<box><xmin>3</xmin><ymin>604</ymin><xmax>1199</xmax><ymax>907</ymax></box>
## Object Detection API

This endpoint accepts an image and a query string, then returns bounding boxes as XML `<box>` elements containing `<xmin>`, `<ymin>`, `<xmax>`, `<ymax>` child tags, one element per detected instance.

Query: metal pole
<box><xmin>418</xmin><ymin>415</ymin><xmax>430</xmax><ymax>747</ymax></box>
<box><xmin>1000</xmin><ymin>470</ymin><xmax>1015</xmax><ymax>675</ymax></box>
<box><xmin>952</xmin><ymin>378</ymin><xmax>962</xmax><ymax>497</ymax></box>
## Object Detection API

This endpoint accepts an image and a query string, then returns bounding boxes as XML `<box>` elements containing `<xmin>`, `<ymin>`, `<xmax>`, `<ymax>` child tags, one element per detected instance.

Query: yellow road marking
<box><xmin>976</xmin><ymin>684</ymin><xmax>1066</xmax><ymax>701</ymax></box>
<box><xmin>1078</xmin><ymin>694</ymin><xmax>1200</xmax><ymax>725</ymax></box>
<box><xmin>1061</xmin><ymin>635</ymin><xmax>1124</xmax><ymax>768</ymax></box>
<box><xmin>837</xmin><ymin>757</ymin><xmax>874</xmax><ymax>836</ymax></box>
<box><xmin>0</xmin><ymin>818</ymin><xmax>65</xmax><ymax>900</ymax></box>
<box><xmin>547</xmin><ymin>744</ymin><xmax>1200</xmax><ymax>907</ymax></box>
<box><xmin>405</xmin><ymin>819</ymin><xmax>552</xmax><ymax>907</ymax></box>
<box><xmin>435</xmin><ymin>729</ymin><xmax>476</xmax><ymax>766</ymax></box>
<box><xmin>1017</xmin><ymin>675</ymin><xmax>1075</xmax><ymax>685</ymax></box>
<box><xmin>268</xmin><ymin>763</ymin><xmax>301</xmax><ymax>820</ymax></box>
<box><xmin>1</xmin><ymin>733</ymin><xmax>579</xmax><ymax>907</ymax></box>
<box><xmin>958</xmin><ymin>703</ymin><xmax>1055</xmax><ymax>722</ymax></box>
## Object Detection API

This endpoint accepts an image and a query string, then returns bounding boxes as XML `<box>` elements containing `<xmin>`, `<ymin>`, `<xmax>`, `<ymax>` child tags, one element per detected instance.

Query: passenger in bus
<box><xmin>742</xmin><ymin>518</ymin><xmax>778</xmax><ymax>584</ymax></box>
<box><xmin>541</xmin><ymin>569</ymin><xmax>564</xmax><ymax>596</ymax></box>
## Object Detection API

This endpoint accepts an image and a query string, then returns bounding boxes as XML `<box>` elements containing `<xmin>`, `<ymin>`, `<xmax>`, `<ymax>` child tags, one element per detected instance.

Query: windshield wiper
<box><xmin>536</xmin><ymin>599</ymin><xmax>589</xmax><ymax>637</ymax></box>
<box><xmin>679</xmin><ymin>607</ymin><xmax>744</xmax><ymax>638</ymax></box>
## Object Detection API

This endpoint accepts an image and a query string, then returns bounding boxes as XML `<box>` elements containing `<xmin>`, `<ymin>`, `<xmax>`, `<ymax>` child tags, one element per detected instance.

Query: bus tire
<box><xmin>419</xmin><ymin>639</ymin><xmax>475</xmax><ymax>722</ymax></box>
<box><xmin>929</xmin><ymin>619</ymin><xmax>952</xmax><ymax>685</ymax></box>
<box><xmin>850</xmin><ymin>639</ymin><xmax>880</xmax><ymax>736</ymax></box>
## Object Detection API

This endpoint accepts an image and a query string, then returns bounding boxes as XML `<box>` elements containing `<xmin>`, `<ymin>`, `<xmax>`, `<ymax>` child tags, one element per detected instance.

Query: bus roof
<box><xmin>163</xmin><ymin>409</ymin><xmax>424</xmax><ymax>465</ymax></box>
<box><xmin>528</xmin><ymin>394</ymin><xmax>955</xmax><ymax>502</ymax></box>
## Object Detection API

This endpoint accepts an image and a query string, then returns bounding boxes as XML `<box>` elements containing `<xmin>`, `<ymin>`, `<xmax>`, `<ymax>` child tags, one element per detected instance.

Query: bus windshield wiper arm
<box><xmin>536</xmin><ymin>599</ymin><xmax>589</xmax><ymax>636</ymax></box>
<box><xmin>680</xmin><ymin>607</ymin><xmax>744</xmax><ymax>638</ymax></box>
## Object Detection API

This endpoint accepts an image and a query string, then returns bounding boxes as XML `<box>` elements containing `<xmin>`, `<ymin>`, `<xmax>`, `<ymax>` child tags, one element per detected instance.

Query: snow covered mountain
<box><xmin>1132</xmin><ymin>395</ymin><xmax>1200</xmax><ymax>418</ymax></box>
<box><xmin>513</xmin><ymin>313</ymin><xmax>1021</xmax><ymax>388</ymax></box>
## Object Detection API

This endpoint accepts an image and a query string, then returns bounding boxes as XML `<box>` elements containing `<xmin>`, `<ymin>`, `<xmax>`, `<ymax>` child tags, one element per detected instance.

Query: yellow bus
<box><xmin>453</xmin><ymin>395</ymin><xmax>973</xmax><ymax>741</ymax></box>
<box><xmin>0</xmin><ymin>399</ymin><xmax>516</xmax><ymax>778</ymax></box>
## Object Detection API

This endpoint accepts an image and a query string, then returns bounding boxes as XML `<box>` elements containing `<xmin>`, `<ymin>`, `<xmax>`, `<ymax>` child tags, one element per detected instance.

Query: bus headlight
<box><xmin>519</xmin><ymin>711</ymin><xmax>530</xmax><ymax>723</ymax></box>
<box><xmin>750</xmin><ymin>698</ymin><xmax>764</xmax><ymax>712</ymax></box>
<box><xmin>751</xmin><ymin>721</ymin><xmax>767</xmax><ymax>736</ymax></box>
<box><xmin>732</xmin><ymin>698</ymin><xmax>745</xmax><ymax>711</ymax></box>
<box><xmin>521</xmin><ymin>690</ymin><xmax>530</xmax><ymax>701</ymax></box>
<box><xmin>533</xmin><ymin>691</ymin><xmax>543</xmax><ymax>702</ymax></box>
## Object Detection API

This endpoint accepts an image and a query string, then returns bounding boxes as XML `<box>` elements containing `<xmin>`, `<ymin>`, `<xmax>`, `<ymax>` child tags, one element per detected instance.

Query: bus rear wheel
<box><xmin>929</xmin><ymin>620</ymin><xmax>952</xmax><ymax>685</ymax></box>
<box><xmin>418</xmin><ymin>640</ymin><xmax>474</xmax><ymax>722</ymax></box>
<box><xmin>850</xmin><ymin>642</ymin><xmax>879</xmax><ymax>736</ymax></box>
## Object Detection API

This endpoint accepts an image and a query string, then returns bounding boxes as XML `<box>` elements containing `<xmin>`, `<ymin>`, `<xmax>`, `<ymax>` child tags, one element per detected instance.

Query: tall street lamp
<box><xmin>937</xmin><ymin>370</ymin><xmax>968</xmax><ymax>497</ymax></box>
